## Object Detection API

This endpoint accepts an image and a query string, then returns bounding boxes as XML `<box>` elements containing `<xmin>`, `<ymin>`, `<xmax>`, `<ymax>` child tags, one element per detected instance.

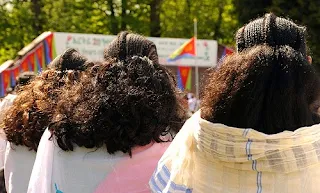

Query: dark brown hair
<box><xmin>104</xmin><ymin>31</ymin><xmax>159</xmax><ymax>64</ymax></box>
<box><xmin>3</xmin><ymin>49</ymin><xmax>87</xmax><ymax>151</ymax></box>
<box><xmin>201</xmin><ymin>45</ymin><xmax>320</xmax><ymax>134</ymax></box>
<box><xmin>103</xmin><ymin>31</ymin><xmax>185</xmax><ymax>132</ymax></box>
<box><xmin>49</xmin><ymin>56</ymin><xmax>185</xmax><ymax>156</ymax></box>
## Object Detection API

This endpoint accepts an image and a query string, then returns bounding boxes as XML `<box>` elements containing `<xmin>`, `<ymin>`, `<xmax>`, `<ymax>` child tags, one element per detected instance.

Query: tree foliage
<box><xmin>2</xmin><ymin>0</ymin><xmax>319</xmax><ymax>66</ymax></box>
<box><xmin>0</xmin><ymin>0</ymin><xmax>238</xmax><ymax>64</ymax></box>
<box><xmin>234</xmin><ymin>0</ymin><xmax>320</xmax><ymax>67</ymax></box>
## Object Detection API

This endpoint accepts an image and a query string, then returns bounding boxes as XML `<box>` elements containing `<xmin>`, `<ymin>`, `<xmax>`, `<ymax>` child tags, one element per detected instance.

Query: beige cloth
<box><xmin>150</xmin><ymin>111</ymin><xmax>320</xmax><ymax>192</ymax></box>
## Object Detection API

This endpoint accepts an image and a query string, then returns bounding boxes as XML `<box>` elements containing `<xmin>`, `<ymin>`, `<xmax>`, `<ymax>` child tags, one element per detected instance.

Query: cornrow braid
<box><xmin>236</xmin><ymin>13</ymin><xmax>307</xmax><ymax>56</ymax></box>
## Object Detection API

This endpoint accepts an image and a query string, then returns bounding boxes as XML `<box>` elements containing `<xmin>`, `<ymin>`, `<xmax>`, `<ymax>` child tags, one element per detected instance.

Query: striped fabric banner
<box><xmin>0</xmin><ymin>32</ymin><xmax>56</xmax><ymax>97</ymax></box>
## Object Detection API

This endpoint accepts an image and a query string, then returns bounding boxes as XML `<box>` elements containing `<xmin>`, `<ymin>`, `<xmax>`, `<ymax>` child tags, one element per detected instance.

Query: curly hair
<box><xmin>3</xmin><ymin>49</ymin><xmax>87</xmax><ymax>151</ymax></box>
<box><xmin>103</xmin><ymin>31</ymin><xmax>185</xmax><ymax>132</ymax></box>
<box><xmin>201</xmin><ymin>45</ymin><xmax>320</xmax><ymax>134</ymax></box>
<box><xmin>49</xmin><ymin>56</ymin><xmax>185</xmax><ymax>156</ymax></box>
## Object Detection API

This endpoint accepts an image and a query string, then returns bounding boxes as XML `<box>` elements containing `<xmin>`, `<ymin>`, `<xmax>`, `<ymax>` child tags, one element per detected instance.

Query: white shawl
<box><xmin>150</xmin><ymin>111</ymin><xmax>320</xmax><ymax>192</ymax></box>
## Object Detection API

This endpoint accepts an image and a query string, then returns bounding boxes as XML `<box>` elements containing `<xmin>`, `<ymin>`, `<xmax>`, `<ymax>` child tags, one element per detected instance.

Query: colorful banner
<box><xmin>35</xmin><ymin>44</ymin><xmax>45</xmax><ymax>71</ymax></box>
<box><xmin>54</xmin><ymin>32</ymin><xmax>218</xmax><ymax>67</ymax></box>
<box><xmin>28</xmin><ymin>52</ymin><xmax>35</xmax><ymax>72</ymax></box>
<box><xmin>221</xmin><ymin>47</ymin><xmax>234</xmax><ymax>58</ymax></box>
<box><xmin>0</xmin><ymin>31</ymin><xmax>216</xmax><ymax>97</ymax></box>
<box><xmin>44</xmin><ymin>33</ymin><xmax>54</xmax><ymax>63</ymax></box>
<box><xmin>217</xmin><ymin>46</ymin><xmax>234</xmax><ymax>68</ymax></box>
<box><xmin>2</xmin><ymin>70</ymin><xmax>11</xmax><ymax>92</ymax></box>
<box><xmin>20</xmin><ymin>58</ymin><xmax>29</xmax><ymax>72</ymax></box>
<box><xmin>177</xmin><ymin>66</ymin><xmax>192</xmax><ymax>91</ymax></box>
<box><xmin>10</xmin><ymin>67</ymin><xmax>20</xmax><ymax>88</ymax></box>
<box><xmin>0</xmin><ymin>32</ymin><xmax>56</xmax><ymax>97</ymax></box>
<box><xmin>168</xmin><ymin>37</ymin><xmax>196</xmax><ymax>61</ymax></box>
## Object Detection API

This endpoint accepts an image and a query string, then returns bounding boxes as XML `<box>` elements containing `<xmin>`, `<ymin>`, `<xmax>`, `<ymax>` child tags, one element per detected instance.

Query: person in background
<box><xmin>1</xmin><ymin>48</ymin><xmax>87</xmax><ymax>193</ymax></box>
<box><xmin>0</xmin><ymin>71</ymin><xmax>36</xmax><ymax>124</ymax></box>
<box><xmin>150</xmin><ymin>13</ymin><xmax>320</xmax><ymax>193</ymax></box>
<box><xmin>28</xmin><ymin>32</ymin><xmax>186</xmax><ymax>193</ymax></box>
<box><xmin>180</xmin><ymin>93</ymin><xmax>191</xmax><ymax>117</ymax></box>
<box><xmin>0</xmin><ymin>71</ymin><xmax>35</xmax><ymax>193</ymax></box>
<box><xmin>187</xmin><ymin>93</ymin><xmax>197</xmax><ymax>113</ymax></box>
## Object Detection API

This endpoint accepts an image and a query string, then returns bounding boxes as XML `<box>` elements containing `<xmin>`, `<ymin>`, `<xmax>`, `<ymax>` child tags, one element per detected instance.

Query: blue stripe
<box><xmin>0</xmin><ymin>73</ymin><xmax>4</xmax><ymax>97</ymax></box>
<box><xmin>155</xmin><ymin>170</ymin><xmax>168</xmax><ymax>187</ymax></box>
<box><xmin>150</xmin><ymin>165</ymin><xmax>193</xmax><ymax>193</ymax></box>
<box><xmin>177</xmin><ymin>68</ymin><xmax>184</xmax><ymax>90</ymax></box>
<box><xmin>35</xmin><ymin>54</ymin><xmax>42</xmax><ymax>72</ymax></box>
<box><xmin>10</xmin><ymin>71</ymin><xmax>16</xmax><ymax>88</ymax></box>
<box><xmin>257</xmin><ymin>172</ymin><xmax>262</xmax><ymax>193</ymax></box>
<box><xmin>242</xmin><ymin>129</ymin><xmax>246</xmax><ymax>137</ymax></box>
<box><xmin>162</xmin><ymin>164</ymin><xmax>171</xmax><ymax>178</ymax></box>
<box><xmin>252</xmin><ymin>160</ymin><xmax>258</xmax><ymax>171</ymax></box>
<box><xmin>243</xmin><ymin>128</ymin><xmax>251</xmax><ymax>137</ymax></box>
<box><xmin>150</xmin><ymin>175</ymin><xmax>163</xmax><ymax>193</ymax></box>
<box><xmin>44</xmin><ymin>40</ymin><xmax>52</xmax><ymax>64</ymax></box>
<box><xmin>246</xmin><ymin>139</ymin><xmax>253</xmax><ymax>160</ymax></box>
<box><xmin>169</xmin><ymin>182</ymin><xmax>192</xmax><ymax>192</ymax></box>
<box><xmin>245</xmin><ymin>140</ymin><xmax>249</xmax><ymax>155</ymax></box>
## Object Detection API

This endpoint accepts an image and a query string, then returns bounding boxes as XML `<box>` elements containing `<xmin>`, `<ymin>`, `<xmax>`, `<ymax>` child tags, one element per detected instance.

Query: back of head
<box><xmin>3</xmin><ymin>49</ymin><xmax>88</xmax><ymax>151</ymax></box>
<box><xmin>16</xmin><ymin>71</ymin><xmax>36</xmax><ymax>88</ymax></box>
<box><xmin>8</xmin><ymin>71</ymin><xmax>36</xmax><ymax>93</ymax></box>
<box><xmin>48</xmin><ymin>48</ymin><xmax>87</xmax><ymax>71</ymax></box>
<box><xmin>201</xmin><ymin>14</ymin><xmax>320</xmax><ymax>134</ymax></box>
<box><xmin>236</xmin><ymin>13</ymin><xmax>307</xmax><ymax>56</ymax></box>
<box><xmin>104</xmin><ymin>31</ymin><xmax>159</xmax><ymax>64</ymax></box>
<box><xmin>50</xmin><ymin>56</ymin><xmax>184</xmax><ymax>155</ymax></box>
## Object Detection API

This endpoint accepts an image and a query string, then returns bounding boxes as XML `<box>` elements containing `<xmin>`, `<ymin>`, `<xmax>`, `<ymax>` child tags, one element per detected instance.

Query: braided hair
<box><xmin>201</xmin><ymin>14</ymin><xmax>320</xmax><ymax>134</ymax></box>
<box><xmin>236</xmin><ymin>13</ymin><xmax>307</xmax><ymax>56</ymax></box>
<box><xmin>104</xmin><ymin>31</ymin><xmax>159</xmax><ymax>64</ymax></box>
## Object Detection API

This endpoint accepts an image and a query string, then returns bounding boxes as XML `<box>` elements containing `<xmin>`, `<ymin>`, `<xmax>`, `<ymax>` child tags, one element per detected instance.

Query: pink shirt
<box><xmin>94</xmin><ymin>142</ymin><xmax>170</xmax><ymax>193</ymax></box>
<box><xmin>28</xmin><ymin>128</ymin><xmax>171</xmax><ymax>193</ymax></box>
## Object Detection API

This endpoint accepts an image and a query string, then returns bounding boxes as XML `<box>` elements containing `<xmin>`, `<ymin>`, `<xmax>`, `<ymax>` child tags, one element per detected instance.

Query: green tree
<box><xmin>270</xmin><ymin>0</ymin><xmax>320</xmax><ymax>68</ymax></box>
<box><xmin>233</xmin><ymin>0</ymin><xmax>320</xmax><ymax>67</ymax></box>
<box><xmin>233</xmin><ymin>0</ymin><xmax>272</xmax><ymax>24</ymax></box>
<box><xmin>160</xmin><ymin>0</ymin><xmax>238</xmax><ymax>45</ymax></box>
<box><xmin>0</xmin><ymin>0</ymin><xmax>239</xmax><ymax>64</ymax></box>
<box><xmin>0</xmin><ymin>0</ymin><xmax>36</xmax><ymax>63</ymax></box>
<box><xmin>150</xmin><ymin>0</ymin><xmax>162</xmax><ymax>37</ymax></box>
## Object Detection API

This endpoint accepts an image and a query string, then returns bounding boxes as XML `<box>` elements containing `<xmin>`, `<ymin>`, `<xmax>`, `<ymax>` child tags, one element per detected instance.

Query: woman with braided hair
<box><xmin>0</xmin><ymin>48</ymin><xmax>88</xmax><ymax>193</ymax></box>
<box><xmin>150</xmin><ymin>13</ymin><xmax>320</xmax><ymax>193</ymax></box>
<box><xmin>28</xmin><ymin>32</ymin><xmax>186</xmax><ymax>193</ymax></box>
<box><xmin>104</xmin><ymin>31</ymin><xmax>186</xmax><ymax>134</ymax></box>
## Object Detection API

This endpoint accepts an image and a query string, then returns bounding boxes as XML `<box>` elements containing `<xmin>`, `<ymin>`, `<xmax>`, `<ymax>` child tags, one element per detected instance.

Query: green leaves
<box><xmin>0</xmin><ymin>0</ymin><xmax>235</xmax><ymax>64</ymax></box>
<box><xmin>234</xmin><ymin>0</ymin><xmax>320</xmax><ymax>68</ymax></box>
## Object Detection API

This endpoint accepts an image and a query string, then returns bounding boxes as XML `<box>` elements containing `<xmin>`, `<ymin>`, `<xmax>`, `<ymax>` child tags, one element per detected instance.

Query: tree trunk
<box><xmin>31</xmin><ymin>0</ymin><xmax>43</xmax><ymax>35</ymax></box>
<box><xmin>212</xmin><ymin>1</ymin><xmax>224</xmax><ymax>40</ymax></box>
<box><xmin>121</xmin><ymin>0</ymin><xmax>127</xmax><ymax>30</ymax></box>
<box><xmin>107</xmin><ymin>0</ymin><xmax>118</xmax><ymax>34</ymax></box>
<box><xmin>183</xmin><ymin>0</ymin><xmax>192</xmax><ymax>36</ymax></box>
<box><xmin>150</xmin><ymin>0</ymin><xmax>162</xmax><ymax>37</ymax></box>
